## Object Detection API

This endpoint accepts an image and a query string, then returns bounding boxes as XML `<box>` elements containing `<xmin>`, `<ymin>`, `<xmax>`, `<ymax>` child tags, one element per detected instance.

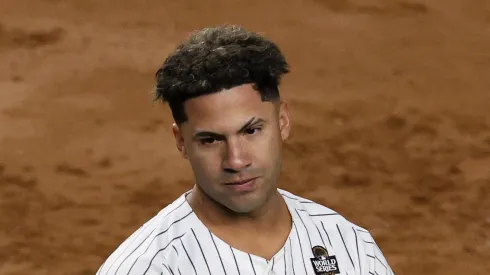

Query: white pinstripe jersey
<box><xmin>96</xmin><ymin>189</ymin><xmax>395</xmax><ymax>275</ymax></box>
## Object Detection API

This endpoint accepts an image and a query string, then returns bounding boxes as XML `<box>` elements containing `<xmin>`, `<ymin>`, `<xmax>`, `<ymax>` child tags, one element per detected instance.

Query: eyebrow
<box><xmin>193</xmin><ymin>117</ymin><xmax>265</xmax><ymax>139</ymax></box>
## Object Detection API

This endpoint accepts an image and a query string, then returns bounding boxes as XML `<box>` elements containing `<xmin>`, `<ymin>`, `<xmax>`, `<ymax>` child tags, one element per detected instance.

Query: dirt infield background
<box><xmin>1</xmin><ymin>0</ymin><xmax>489</xmax><ymax>274</ymax></box>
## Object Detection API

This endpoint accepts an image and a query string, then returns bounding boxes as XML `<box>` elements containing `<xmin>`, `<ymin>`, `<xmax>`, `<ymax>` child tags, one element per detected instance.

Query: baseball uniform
<box><xmin>96</xmin><ymin>189</ymin><xmax>395</xmax><ymax>275</ymax></box>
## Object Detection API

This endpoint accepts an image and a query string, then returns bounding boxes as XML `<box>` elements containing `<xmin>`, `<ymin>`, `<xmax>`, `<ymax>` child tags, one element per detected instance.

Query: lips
<box><xmin>224</xmin><ymin>177</ymin><xmax>259</xmax><ymax>192</ymax></box>
<box><xmin>224</xmin><ymin>177</ymin><xmax>258</xmax><ymax>185</ymax></box>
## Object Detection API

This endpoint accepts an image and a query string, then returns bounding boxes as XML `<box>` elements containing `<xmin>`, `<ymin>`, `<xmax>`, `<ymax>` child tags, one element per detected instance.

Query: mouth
<box><xmin>224</xmin><ymin>177</ymin><xmax>259</xmax><ymax>186</ymax></box>
<box><xmin>223</xmin><ymin>177</ymin><xmax>261</xmax><ymax>192</ymax></box>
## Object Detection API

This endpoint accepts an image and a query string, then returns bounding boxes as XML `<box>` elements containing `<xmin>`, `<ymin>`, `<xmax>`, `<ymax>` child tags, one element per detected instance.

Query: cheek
<box><xmin>254</xmin><ymin>131</ymin><xmax>281</xmax><ymax>163</ymax></box>
<box><xmin>188</xmin><ymin>149</ymin><xmax>221</xmax><ymax>179</ymax></box>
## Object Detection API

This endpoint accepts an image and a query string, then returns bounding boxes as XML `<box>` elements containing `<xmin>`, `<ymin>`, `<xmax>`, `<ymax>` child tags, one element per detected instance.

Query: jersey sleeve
<box><xmin>94</xmin><ymin>226</ymin><xmax>173</xmax><ymax>275</ymax></box>
<box><xmin>95</xmin><ymin>251</ymin><xmax>170</xmax><ymax>275</ymax></box>
<box><xmin>353</xmin><ymin>226</ymin><xmax>395</xmax><ymax>275</ymax></box>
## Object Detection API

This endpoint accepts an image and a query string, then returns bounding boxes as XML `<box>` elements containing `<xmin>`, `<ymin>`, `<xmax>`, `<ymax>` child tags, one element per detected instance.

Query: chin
<box><xmin>224</xmin><ymin>195</ymin><xmax>267</xmax><ymax>214</ymax></box>
<box><xmin>227</xmin><ymin>205</ymin><xmax>259</xmax><ymax>214</ymax></box>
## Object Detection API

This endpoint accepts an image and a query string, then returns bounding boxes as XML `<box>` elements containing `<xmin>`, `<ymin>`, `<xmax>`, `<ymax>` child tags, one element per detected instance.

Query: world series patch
<box><xmin>310</xmin><ymin>246</ymin><xmax>340</xmax><ymax>275</ymax></box>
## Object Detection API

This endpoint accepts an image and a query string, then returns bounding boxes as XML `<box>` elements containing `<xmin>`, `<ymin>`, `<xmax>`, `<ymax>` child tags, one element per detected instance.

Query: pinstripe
<box><xmin>309</xmin><ymin>213</ymin><xmax>339</xmax><ymax>217</ymax></box>
<box><xmin>168</xmin><ymin>266</ymin><xmax>176</xmax><ymax>275</ymax></box>
<box><xmin>190</xmin><ymin>228</ymin><xmax>211</xmax><ymax>275</ymax></box>
<box><xmin>104</xmin><ymin>217</ymin><xmax>156</xmax><ymax>275</ymax></box>
<box><xmin>353</xmin><ymin>227</ymin><xmax>361</xmax><ymax>275</ymax></box>
<box><xmin>116</xmin><ymin>228</ymin><xmax>157</xmax><ymax>274</ymax></box>
<box><xmin>248</xmin><ymin>254</ymin><xmax>257</xmax><ymax>275</ymax></box>
<box><xmin>112</xmin><ymin>201</ymin><xmax>186</xmax><ymax>275</ymax></box>
<box><xmin>293</xmin><ymin>222</ymin><xmax>309</xmax><ymax>274</ymax></box>
<box><xmin>312</xmin><ymin>222</ymin><xmax>326</xmax><ymax>247</ymax></box>
<box><xmin>140</xmin><ymin>234</ymin><xmax>185</xmax><ymax>275</ymax></box>
<box><xmin>230</xmin><ymin>247</ymin><xmax>241</xmax><ymax>275</ymax></box>
<box><xmin>294</xmin><ymin>209</ymin><xmax>312</xmax><ymax>248</ymax></box>
<box><xmin>288</xmin><ymin>237</ymin><xmax>295</xmax><ymax>275</ymax></box>
<box><xmin>336</xmin><ymin>224</ymin><xmax>355</xmax><ymax>270</ymax></box>
<box><xmin>371</xmin><ymin>238</ymin><xmax>390</xmax><ymax>272</ymax></box>
<box><xmin>127</xmin><ymin>212</ymin><xmax>192</xmax><ymax>275</ymax></box>
<box><xmin>172</xmin><ymin>245</ymin><xmax>179</xmax><ymax>256</ymax></box>
<box><xmin>150</xmin><ymin>211</ymin><xmax>193</xmax><ymax>244</ymax></box>
<box><xmin>372</xmin><ymin>238</ymin><xmax>377</xmax><ymax>275</ymax></box>
<box><xmin>209</xmin><ymin>230</ymin><xmax>227</xmax><ymax>275</ymax></box>
<box><xmin>356</xmin><ymin>228</ymin><xmax>370</xmax><ymax>234</ymax></box>
<box><xmin>113</xmin><ymin>227</ymin><xmax>157</xmax><ymax>275</ymax></box>
<box><xmin>375</xmin><ymin>255</ymin><xmax>388</xmax><ymax>270</ymax></box>
<box><xmin>179</xmin><ymin>238</ymin><xmax>197</xmax><ymax>275</ymax></box>
<box><xmin>280</xmin><ymin>193</ymin><xmax>312</xmax><ymax>203</ymax></box>
<box><xmin>321</xmin><ymin>221</ymin><xmax>332</xmax><ymax>247</ymax></box>
<box><xmin>283</xmin><ymin>244</ymin><xmax>287</xmax><ymax>275</ymax></box>
<box><xmin>162</xmin><ymin>263</ymin><xmax>174</xmax><ymax>275</ymax></box>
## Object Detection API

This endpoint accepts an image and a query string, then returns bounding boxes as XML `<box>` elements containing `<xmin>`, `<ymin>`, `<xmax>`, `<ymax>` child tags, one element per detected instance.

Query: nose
<box><xmin>222</xmin><ymin>138</ymin><xmax>251</xmax><ymax>173</ymax></box>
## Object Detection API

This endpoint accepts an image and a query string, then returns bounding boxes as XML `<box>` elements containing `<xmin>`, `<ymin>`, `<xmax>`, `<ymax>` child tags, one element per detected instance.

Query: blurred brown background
<box><xmin>1</xmin><ymin>0</ymin><xmax>489</xmax><ymax>274</ymax></box>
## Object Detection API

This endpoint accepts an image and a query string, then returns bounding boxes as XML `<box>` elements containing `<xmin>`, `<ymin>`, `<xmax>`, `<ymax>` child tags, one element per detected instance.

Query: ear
<box><xmin>278</xmin><ymin>100</ymin><xmax>291</xmax><ymax>141</ymax></box>
<box><xmin>172</xmin><ymin>123</ymin><xmax>188</xmax><ymax>159</ymax></box>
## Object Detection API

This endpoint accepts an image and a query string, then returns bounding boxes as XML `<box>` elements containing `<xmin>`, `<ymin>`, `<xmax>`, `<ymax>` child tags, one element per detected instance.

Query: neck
<box><xmin>186</xmin><ymin>185</ymin><xmax>289</xmax><ymax>231</ymax></box>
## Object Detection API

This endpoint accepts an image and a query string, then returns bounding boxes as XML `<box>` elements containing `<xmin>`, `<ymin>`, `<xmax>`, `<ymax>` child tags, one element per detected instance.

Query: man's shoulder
<box><xmin>278</xmin><ymin>188</ymin><xmax>368</xmax><ymax>231</ymax></box>
<box><xmin>96</xmin><ymin>192</ymin><xmax>193</xmax><ymax>275</ymax></box>
<box><xmin>278</xmin><ymin>189</ymin><xmax>379</xmax><ymax>252</ymax></box>
<box><xmin>279</xmin><ymin>188</ymin><xmax>340</xmax><ymax>217</ymax></box>
<box><xmin>278</xmin><ymin>189</ymin><xmax>395</xmax><ymax>274</ymax></box>
<box><xmin>135</xmin><ymin>192</ymin><xmax>195</xmax><ymax>242</ymax></box>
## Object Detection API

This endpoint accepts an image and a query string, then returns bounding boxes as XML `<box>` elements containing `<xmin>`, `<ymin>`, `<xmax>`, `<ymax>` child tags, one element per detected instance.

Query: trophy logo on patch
<box><xmin>310</xmin><ymin>246</ymin><xmax>340</xmax><ymax>275</ymax></box>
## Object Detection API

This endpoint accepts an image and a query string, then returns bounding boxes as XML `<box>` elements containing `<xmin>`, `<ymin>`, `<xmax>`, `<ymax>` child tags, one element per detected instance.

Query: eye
<box><xmin>244</xmin><ymin>127</ymin><xmax>261</xmax><ymax>135</ymax></box>
<box><xmin>199</xmin><ymin>137</ymin><xmax>218</xmax><ymax>145</ymax></box>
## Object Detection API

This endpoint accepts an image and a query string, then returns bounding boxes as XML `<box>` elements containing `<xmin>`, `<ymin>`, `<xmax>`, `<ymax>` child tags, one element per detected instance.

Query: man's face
<box><xmin>173</xmin><ymin>84</ymin><xmax>291</xmax><ymax>213</ymax></box>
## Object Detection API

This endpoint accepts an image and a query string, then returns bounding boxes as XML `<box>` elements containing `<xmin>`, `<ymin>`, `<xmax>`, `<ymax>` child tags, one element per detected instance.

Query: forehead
<box><xmin>182</xmin><ymin>84</ymin><xmax>275</xmax><ymax>131</ymax></box>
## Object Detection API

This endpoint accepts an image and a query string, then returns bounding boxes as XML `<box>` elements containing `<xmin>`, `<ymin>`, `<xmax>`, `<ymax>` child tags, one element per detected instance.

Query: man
<box><xmin>96</xmin><ymin>25</ymin><xmax>395</xmax><ymax>275</ymax></box>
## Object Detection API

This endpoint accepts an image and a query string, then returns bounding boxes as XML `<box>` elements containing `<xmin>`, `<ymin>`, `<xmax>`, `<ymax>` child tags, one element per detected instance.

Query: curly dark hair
<box><xmin>154</xmin><ymin>25</ymin><xmax>290</xmax><ymax>125</ymax></box>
